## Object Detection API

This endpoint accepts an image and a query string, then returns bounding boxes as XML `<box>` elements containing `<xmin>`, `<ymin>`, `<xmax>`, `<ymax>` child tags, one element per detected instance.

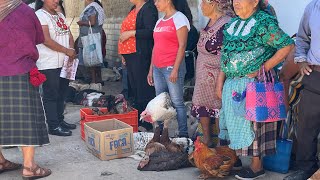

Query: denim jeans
<box><xmin>153</xmin><ymin>62</ymin><xmax>188</xmax><ymax>137</ymax></box>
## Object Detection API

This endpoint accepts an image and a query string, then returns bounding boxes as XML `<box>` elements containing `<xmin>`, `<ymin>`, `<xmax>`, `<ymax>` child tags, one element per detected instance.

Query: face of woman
<box><xmin>44</xmin><ymin>0</ymin><xmax>59</xmax><ymax>11</ymax></box>
<box><xmin>233</xmin><ymin>0</ymin><xmax>259</xmax><ymax>19</ymax></box>
<box><xmin>154</xmin><ymin>0</ymin><xmax>171</xmax><ymax>12</ymax></box>
<box><xmin>200</xmin><ymin>0</ymin><xmax>216</xmax><ymax>17</ymax></box>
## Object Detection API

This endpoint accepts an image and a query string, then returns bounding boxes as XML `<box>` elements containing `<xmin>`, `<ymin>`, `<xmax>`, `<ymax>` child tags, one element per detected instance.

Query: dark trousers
<box><xmin>41</xmin><ymin>69</ymin><xmax>69</xmax><ymax>129</ymax></box>
<box><xmin>296</xmin><ymin>71</ymin><xmax>320</xmax><ymax>173</ymax></box>
<box><xmin>123</xmin><ymin>53</ymin><xmax>155</xmax><ymax>130</ymax></box>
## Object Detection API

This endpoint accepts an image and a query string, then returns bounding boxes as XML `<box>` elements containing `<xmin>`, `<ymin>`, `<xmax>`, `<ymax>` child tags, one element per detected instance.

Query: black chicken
<box><xmin>138</xmin><ymin>120</ymin><xmax>191</xmax><ymax>171</ymax></box>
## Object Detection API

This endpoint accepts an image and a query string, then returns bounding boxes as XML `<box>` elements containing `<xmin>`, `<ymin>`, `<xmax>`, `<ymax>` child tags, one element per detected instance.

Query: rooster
<box><xmin>140</xmin><ymin>92</ymin><xmax>177</xmax><ymax>124</ymax></box>
<box><xmin>189</xmin><ymin>137</ymin><xmax>236</xmax><ymax>179</ymax></box>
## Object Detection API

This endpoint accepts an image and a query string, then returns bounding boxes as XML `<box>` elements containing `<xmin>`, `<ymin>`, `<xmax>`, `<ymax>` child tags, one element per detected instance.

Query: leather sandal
<box><xmin>0</xmin><ymin>160</ymin><xmax>22</xmax><ymax>174</ymax></box>
<box><xmin>22</xmin><ymin>165</ymin><xmax>51</xmax><ymax>180</ymax></box>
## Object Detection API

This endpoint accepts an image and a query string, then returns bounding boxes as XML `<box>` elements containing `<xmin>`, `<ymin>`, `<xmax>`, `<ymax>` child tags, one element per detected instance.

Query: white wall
<box><xmin>196</xmin><ymin>0</ymin><xmax>312</xmax><ymax>35</ymax></box>
<box><xmin>269</xmin><ymin>0</ymin><xmax>312</xmax><ymax>36</ymax></box>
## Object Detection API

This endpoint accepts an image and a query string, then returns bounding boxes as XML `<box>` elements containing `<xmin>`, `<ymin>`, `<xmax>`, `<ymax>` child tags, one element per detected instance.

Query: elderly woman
<box><xmin>35</xmin><ymin>0</ymin><xmax>76</xmax><ymax>136</ymax></box>
<box><xmin>77</xmin><ymin>0</ymin><xmax>106</xmax><ymax>84</ymax></box>
<box><xmin>216</xmin><ymin>0</ymin><xmax>294</xmax><ymax>179</ymax></box>
<box><xmin>0</xmin><ymin>1</ymin><xmax>51</xmax><ymax>179</ymax></box>
<box><xmin>118</xmin><ymin>0</ymin><xmax>157</xmax><ymax>131</ymax></box>
<box><xmin>191</xmin><ymin>0</ymin><xmax>233</xmax><ymax>147</ymax></box>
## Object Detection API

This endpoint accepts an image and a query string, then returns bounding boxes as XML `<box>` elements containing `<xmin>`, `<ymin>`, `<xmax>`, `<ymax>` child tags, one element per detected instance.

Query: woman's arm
<box><xmin>41</xmin><ymin>25</ymin><xmax>75</xmax><ymax>58</ymax></box>
<box><xmin>216</xmin><ymin>71</ymin><xmax>226</xmax><ymax>99</ymax></box>
<box><xmin>264</xmin><ymin>44</ymin><xmax>294</xmax><ymax>71</ymax></box>
<box><xmin>77</xmin><ymin>15</ymin><xmax>96</xmax><ymax>27</ymax></box>
<box><xmin>170</xmin><ymin>26</ymin><xmax>188</xmax><ymax>83</ymax></box>
<box><xmin>147</xmin><ymin>48</ymin><xmax>155</xmax><ymax>86</ymax></box>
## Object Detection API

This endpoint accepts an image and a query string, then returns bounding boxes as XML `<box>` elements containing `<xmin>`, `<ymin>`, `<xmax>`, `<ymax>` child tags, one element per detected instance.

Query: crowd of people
<box><xmin>0</xmin><ymin>0</ymin><xmax>319</xmax><ymax>179</ymax></box>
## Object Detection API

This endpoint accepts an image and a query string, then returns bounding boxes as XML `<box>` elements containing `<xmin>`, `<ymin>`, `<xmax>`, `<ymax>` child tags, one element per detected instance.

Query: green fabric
<box><xmin>219</xmin><ymin>77</ymin><xmax>255</xmax><ymax>149</ymax></box>
<box><xmin>221</xmin><ymin>10</ymin><xmax>294</xmax><ymax>78</ymax></box>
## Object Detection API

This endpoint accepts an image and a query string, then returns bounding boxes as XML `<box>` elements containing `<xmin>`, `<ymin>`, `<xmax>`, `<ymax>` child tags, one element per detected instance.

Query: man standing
<box><xmin>284</xmin><ymin>0</ymin><xmax>320</xmax><ymax>179</ymax></box>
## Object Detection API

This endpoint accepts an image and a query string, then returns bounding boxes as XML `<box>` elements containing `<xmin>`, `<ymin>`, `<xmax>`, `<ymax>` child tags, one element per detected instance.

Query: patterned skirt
<box><xmin>219</xmin><ymin>77</ymin><xmax>276</xmax><ymax>157</ymax></box>
<box><xmin>0</xmin><ymin>74</ymin><xmax>49</xmax><ymax>146</ymax></box>
<box><xmin>236</xmin><ymin>122</ymin><xmax>277</xmax><ymax>157</ymax></box>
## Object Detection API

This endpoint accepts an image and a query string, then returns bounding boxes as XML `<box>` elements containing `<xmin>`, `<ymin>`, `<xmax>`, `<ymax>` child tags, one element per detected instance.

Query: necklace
<box><xmin>42</xmin><ymin>8</ymin><xmax>68</xmax><ymax>31</ymax></box>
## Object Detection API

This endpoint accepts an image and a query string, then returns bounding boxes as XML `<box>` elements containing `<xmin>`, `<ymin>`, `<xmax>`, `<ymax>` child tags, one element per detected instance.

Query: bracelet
<box><xmin>69</xmin><ymin>48</ymin><xmax>75</xmax><ymax>51</ymax></box>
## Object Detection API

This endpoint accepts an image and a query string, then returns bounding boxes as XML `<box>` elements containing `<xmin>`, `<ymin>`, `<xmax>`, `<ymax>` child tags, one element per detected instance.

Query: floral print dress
<box><xmin>191</xmin><ymin>16</ymin><xmax>231</xmax><ymax>118</ymax></box>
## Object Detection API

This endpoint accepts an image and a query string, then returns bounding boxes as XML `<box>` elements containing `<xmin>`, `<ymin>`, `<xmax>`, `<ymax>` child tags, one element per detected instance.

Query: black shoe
<box><xmin>283</xmin><ymin>170</ymin><xmax>314</xmax><ymax>180</ymax></box>
<box><xmin>60</xmin><ymin>121</ymin><xmax>76</xmax><ymax>130</ymax></box>
<box><xmin>49</xmin><ymin>126</ymin><xmax>72</xmax><ymax>136</ymax></box>
<box><xmin>233</xmin><ymin>158</ymin><xmax>243</xmax><ymax>171</ymax></box>
<box><xmin>235</xmin><ymin>168</ymin><xmax>265</xmax><ymax>180</ymax></box>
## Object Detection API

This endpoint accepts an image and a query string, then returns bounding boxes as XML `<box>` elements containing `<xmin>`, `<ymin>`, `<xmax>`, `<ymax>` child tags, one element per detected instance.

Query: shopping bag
<box><xmin>246</xmin><ymin>67</ymin><xmax>286</xmax><ymax>122</ymax></box>
<box><xmin>81</xmin><ymin>21</ymin><xmax>103</xmax><ymax>67</ymax></box>
<box><xmin>263</xmin><ymin>121</ymin><xmax>292</xmax><ymax>174</ymax></box>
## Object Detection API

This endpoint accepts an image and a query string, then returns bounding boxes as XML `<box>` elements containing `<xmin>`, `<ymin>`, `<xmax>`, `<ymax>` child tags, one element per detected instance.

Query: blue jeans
<box><xmin>153</xmin><ymin>62</ymin><xmax>188</xmax><ymax>137</ymax></box>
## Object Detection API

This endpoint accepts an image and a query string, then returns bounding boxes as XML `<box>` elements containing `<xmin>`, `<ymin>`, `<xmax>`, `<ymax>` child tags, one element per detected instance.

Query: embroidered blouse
<box><xmin>221</xmin><ymin>10</ymin><xmax>294</xmax><ymax>78</ymax></box>
<box><xmin>118</xmin><ymin>9</ymin><xmax>137</xmax><ymax>55</ymax></box>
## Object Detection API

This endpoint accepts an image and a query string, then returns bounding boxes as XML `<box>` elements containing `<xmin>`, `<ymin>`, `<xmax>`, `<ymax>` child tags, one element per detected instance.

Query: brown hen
<box><xmin>189</xmin><ymin>137</ymin><xmax>236</xmax><ymax>179</ymax></box>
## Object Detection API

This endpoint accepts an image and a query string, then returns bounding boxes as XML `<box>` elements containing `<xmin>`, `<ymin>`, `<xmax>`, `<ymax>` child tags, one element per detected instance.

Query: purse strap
<box><xmin>258</xmin><ymin>64</ymin><xmax>275</xmax><ymax>83</ymax></box>
<box><xmin>88</xmin><ymin>20</ymin><xmax>93</xmax><ymax>35</ymax></box>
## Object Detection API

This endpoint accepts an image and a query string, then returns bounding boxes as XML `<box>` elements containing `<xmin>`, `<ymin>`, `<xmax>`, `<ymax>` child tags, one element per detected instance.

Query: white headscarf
<box><xmin>79</xmin><ymin>2</ymin><xmax>106</xmax><ymax>25</ymax></box>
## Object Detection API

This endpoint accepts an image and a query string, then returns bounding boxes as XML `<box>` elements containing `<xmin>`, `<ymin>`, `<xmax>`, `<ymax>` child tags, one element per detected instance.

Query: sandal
<box><xmin>22</xmin><ymin>165</ymin><xmax>51</xmax><ymax>180</ymax></box>
<box><xmin>0</xmin><ymin>159</ymin><xmax>22</xmax><ymax>174</ymax></box>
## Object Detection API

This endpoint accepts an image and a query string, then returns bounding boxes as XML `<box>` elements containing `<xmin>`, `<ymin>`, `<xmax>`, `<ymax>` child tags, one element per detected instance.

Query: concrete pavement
<box><xmin>1</xmin><ymin>81</ymin><xmax>290</xmax><ymax>180</ymax></box>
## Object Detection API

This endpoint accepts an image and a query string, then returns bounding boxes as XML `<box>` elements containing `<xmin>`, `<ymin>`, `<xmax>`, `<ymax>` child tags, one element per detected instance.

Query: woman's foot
<box><xmin>235</xmin><ymin>167</ymin><xmax>265</xmax><ymax>180</ymax></box>
<box><xmin>0</xmin><ymin>159</ymin><xmax>22</xmax><ymax>174</ymax></box>
<box><xmin>22</xmin><ymin>165</ymin><xmax>51</xmax><ymax>179</ymax></box>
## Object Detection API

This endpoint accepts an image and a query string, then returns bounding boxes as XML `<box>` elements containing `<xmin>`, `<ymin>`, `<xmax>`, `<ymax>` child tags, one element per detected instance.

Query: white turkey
<box><xmin>140</xmin><ymin>92</ymin><xmax>177</xmax><ymax>124</ymax></box>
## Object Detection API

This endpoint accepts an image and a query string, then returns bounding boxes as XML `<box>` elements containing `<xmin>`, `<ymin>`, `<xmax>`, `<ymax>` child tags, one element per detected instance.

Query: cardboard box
<box><xmin>84</xmin><ymin>119</ymin><xmax>134</xmax><ymax>161</ymax></box>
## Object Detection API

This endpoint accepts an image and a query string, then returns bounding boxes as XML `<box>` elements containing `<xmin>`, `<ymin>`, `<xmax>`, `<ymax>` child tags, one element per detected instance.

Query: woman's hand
<box><xmin>147</xmin><ymin>69</ymin><xmax>154</xmax><ymax>86</ymax></box>
<box><xmin>169</xmin><ymin>69</ymin><xmax>178</xmax><ymax>83</ymax></box>
<box><xmin>121</xmin><ymin>56</ymin><xmax>126</xmax><ymax>66</ymax></box>
<box><xmin>119</xmin><ymin>31</ymin><xmax>135</xmax><ymax>43</ymax></box>
<box><xmin>77</xmin><ymin>21</ymin><xmax>84</xmax><ymax>26</ymax></box>
<box><xmin>216</xmin><ymin>86</ymin><xmax>223</xmax><ymax>99</ymax></box>
<box><xmin>66</xmin><ymin>48</ymin><xmax>76</xmax><ymax>59</ymax></box>
<box><xmin>298</xmin><ymin>62</ymin><xmax>312</xmax><ymax>76</ymax></box>
<box><xmin>247</xmin><ymin>66</ymin><xmax>265</xmax><ymax>78</ymax></box>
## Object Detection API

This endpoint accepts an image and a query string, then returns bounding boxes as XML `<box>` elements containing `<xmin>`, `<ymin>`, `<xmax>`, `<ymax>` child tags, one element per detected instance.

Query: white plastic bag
<box><xmin>81</xmin><ymin>22</ymin><xmax>103</xmax><ymax>67</ymax></box>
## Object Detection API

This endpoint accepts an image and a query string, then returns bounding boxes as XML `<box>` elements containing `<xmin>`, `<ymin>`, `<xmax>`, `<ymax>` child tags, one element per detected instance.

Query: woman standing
<box><xmin>77</xmin><ymin>0</ymin><xmax>106</xmax><ymax>84</ymax></box>
<box><xmin>217</xmin><ymin>0</ymin><xmax>294</xmax><ymax>179</ymax></box>
<box><xmin>148</xmin><ymin>0</ymin><xmax>192</xmax><ymax>138</ymax></box>
<box><xmin>0</xmin><ymin>1</ymin><xmax>51</xmax><ymax>179</ymax></box>
<box><xmin>35</xmin><ymin>0</ymin><xmax>76</xmax><ymax>136</ymax></box>
<box><xmin>191</xmin><ymin>0</ymin><xmax>233</xmax><ymax>147</ymax></box>
<box><xmin>118</xmin><ymin>0</ymin><xmax>158</xmax><ymax>131</ymax></box>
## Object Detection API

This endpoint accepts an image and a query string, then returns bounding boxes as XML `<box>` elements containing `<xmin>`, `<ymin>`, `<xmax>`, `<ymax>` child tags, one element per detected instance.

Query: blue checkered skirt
<box><xmin>0</xmin><ymin>74</ymin><xmax>49</xmax><ymax>146</ymax></box>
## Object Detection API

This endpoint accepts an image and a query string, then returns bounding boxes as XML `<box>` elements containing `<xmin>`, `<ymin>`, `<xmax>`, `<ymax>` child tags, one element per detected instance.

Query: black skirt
<box><xmin>0</xmin><ymin>73</ymin><xmax>49</xmax><ymax>146</ymax></box>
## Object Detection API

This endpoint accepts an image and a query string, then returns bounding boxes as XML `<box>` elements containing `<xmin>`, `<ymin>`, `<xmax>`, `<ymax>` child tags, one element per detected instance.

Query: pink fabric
<box><xmin>246</xmin><ymin>80</ymin><xmax>286</xmax><ymax>122</ymax></box>
<box><xmin>153</xmin><ymin>18</ymin><xmax>178</xmax><ymax>68</ymax></box>
<box><xmin>0</xmin><ymin>3</ymin><xmax>44</xmax><ymax>76</ymax></box>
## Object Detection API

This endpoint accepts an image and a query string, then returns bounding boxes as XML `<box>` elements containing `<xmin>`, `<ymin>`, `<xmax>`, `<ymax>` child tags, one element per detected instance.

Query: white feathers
<box><xmin>144</xmin><ymin>92</ymin><xmax>177</xmax><ymax>123</ymax></box>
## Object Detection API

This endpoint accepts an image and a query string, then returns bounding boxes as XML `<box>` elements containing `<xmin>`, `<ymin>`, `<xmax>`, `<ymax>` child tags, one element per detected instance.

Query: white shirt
<box><xmin>35</xmin><ymin>9</ymin><xmax>70</xmax><ymax>70</ymax></box>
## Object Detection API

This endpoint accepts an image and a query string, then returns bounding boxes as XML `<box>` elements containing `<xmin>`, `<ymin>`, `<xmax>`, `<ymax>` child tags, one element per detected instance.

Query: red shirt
<box><xmin>118</xmin><ymin>9</ymin><xmax>137</xmax><ymax>55</ymax></box>
<box><xmin>153</xmin><ymin>12</ymin><xmax>190</xmax><ymax>68</ymax></box>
